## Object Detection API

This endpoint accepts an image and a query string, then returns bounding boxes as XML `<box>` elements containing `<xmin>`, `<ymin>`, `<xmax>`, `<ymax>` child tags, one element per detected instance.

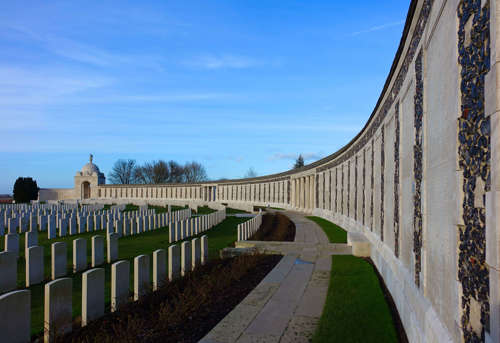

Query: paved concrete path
<box><xmin>200</xmin><ymin>211</ymin><xmax>352</xmax><ymax>343</ymax></box>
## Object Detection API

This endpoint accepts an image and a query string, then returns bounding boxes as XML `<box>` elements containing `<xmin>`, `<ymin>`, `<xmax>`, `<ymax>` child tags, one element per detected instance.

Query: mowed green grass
<box><xmin>305</xmin><ymin>216</ymin><xmax>347</xmax><ymax>243</ymax></box>
<box><xmin>196</xmin><ymin>206</ymin><xmax>218</xmax><ymax>215</ymax></box>
<box><xmin>225</xmin><ymin>207</ymin><xmax>249</xmax><ymax>214</ymax></box>
<box><xmin>313</xmin><ymin>255</ymin><xmax>398</xmax><ymax>343</ymax></box>
<box><xmin>1</xmin><ymin>215</ymin><xmax>247</xmax><ymax>337</ymax></box>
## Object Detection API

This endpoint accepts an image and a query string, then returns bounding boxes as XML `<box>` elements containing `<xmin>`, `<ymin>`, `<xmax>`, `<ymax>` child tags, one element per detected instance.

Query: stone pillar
<box><xmin>82</xmin><ymin>268</ymin><xmax>105</xmax><ymax>326</ymax></box>
<box><xmin>26</xmin><ymin>246</ymin><xmax>44</xmax><ymax>287</ymax></box>
<box><xmin>0</xmin><ymin>290</ymin><xmax>30</xmax><ymax>343</ymax></box>
<box><xmin>168</xmin><ymin>244</ymin><xmax>180</xmax><ymax>281</ymax></box>
<box><xmin>111</xmin><ymin>260</ymin><xmax>130</xmax><ymax>312</ymax></box>
<box><xmin>51</xmin><ymin>242</ymin><xmax>67</xmax><ymax>280</ymax></box>
<box><xmin>44</xmin><ymin>278</ymin><xmax>72</xmax><ymax>342</ymax></box>
<box><xmin>153</xmin><ymin>249</ymin><xmax>166</xmax><ymax>291</ymax></box>
<box><xmin>134</xmin><ymin>255</ymin><xmax>150</xmax><ymax>301</ymax></box>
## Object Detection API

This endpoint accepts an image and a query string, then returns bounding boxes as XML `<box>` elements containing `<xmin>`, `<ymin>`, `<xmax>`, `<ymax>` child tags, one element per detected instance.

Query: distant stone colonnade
<box><xmin>37</xmin><ymin>1</ymin><xmax>500</xmax><ymax>342</ymax></box>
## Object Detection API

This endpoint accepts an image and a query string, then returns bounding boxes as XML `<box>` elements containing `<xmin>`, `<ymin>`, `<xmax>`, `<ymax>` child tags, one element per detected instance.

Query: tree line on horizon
<box><xmin>108</xmin><ymin>159</ymin><xmax>208</xmax><ymax>185</ymax></box>
<box><xmin>109</xmin><ymin>153</ymin><xmax>306</xmax><ymax>185</ymax></box>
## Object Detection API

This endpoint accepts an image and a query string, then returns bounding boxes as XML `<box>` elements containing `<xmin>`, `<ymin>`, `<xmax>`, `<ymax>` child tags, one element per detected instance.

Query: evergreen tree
<box><xmin>294</xmin><ymin>154</ymin><xmax>305</xmax><ymax>169</ymax></box>
<box><xmin>13</xmin><ymin>177</ymin><xmax>39</xmax><ymax>203</ymax></box>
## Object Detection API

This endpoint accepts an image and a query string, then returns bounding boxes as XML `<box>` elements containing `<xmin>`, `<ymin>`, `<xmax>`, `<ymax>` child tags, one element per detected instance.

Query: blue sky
<box><xmin>0</xmin><ymin>1</ymin><xmax>409</xmax><ymax>193</ymax></box>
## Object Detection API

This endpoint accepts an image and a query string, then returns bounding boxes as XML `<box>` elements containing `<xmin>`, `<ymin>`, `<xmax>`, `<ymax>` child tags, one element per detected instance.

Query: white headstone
<box><xmin>26</xmin><ymin>245</ymin><xmax>44</xmax><ymax>287</ymax></box>
<box><xmin>181</xmin><ymin>241</ymin><xmax>191</xmax><ymax>277</ymax></box>
<box><xmin>201</xmin><ymin>235</ymin><xmax>208</xmax><ymax>265</ymax></box>
<box><xmin>134</xmin><ymin>255</ymin><xmax>150</xmax><ymax>301</ymax></box>
<box><xmin>25</xmin><ymin>231</ymin><xmax>38</xmax><ymax>252</ymax></box>
<box><xmin>107</xmin><ymin>233</ymin><xmax>119</xmax><ymax>263</ymax></box>
<box><xmin>111</xmin><ymin>260</ymin><xmax>130</xmax><ymax>312</ymax></box>
<box><xmin>82</xmin><ymin>268</ymin><xmax>105</xmax><ymax>326</ymax></box>
<box><xmin>73</xmin><ymin>238</ymin><xmax>87</xmax><ymax>273</ymax></box>
<box><xmin>91</xmin><ymin>236</ymin><xmax>104</xmax><ymax>267</ymax></box>
<box><xmin>191</xmin><ymin>238</ymin><xmax>201</xmax><ymax>270</ymax></box>
<box><xmin>168</xmin><ymin>244</ymin><xmax>180</xmax><ymax>282</ymax></box>
<box><xmin>51</xmin><ymin>242</ymin><xmax>67</xmax><ymax>280</ymax></box>
<box><xmin>153</xmin><ymin>249</ymin><xmax>166</xmax><ymax>291</ymax></box>
<box><xmin>5</xmin><ymin>233</ymin><xmax>19</xmax><ymax>258</ymax></box>
<box><xmin>0</xmin><ymin>290</ymin><xmax>30</xmax><ymax>343</ymax></box>
<box><xmin>44</xmin><ymin>278</ymin><xmax>72</xmax><ymax>342</ymax></box>
<box><xmin>0</xmin><ymin>251</ymin><xmax>17</xmax><ymax>293</ymax></box>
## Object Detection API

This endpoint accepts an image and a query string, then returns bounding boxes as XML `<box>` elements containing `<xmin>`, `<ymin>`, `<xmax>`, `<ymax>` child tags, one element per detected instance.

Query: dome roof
<box><xmin>81</xmin><ymin>154</ymin><xmax>101</xmax><ymax>175</ymax></box>
<box><xmin>82</xmin><ymin>162</ymin><xmax>100</xmax><ymax>175</ymax></box>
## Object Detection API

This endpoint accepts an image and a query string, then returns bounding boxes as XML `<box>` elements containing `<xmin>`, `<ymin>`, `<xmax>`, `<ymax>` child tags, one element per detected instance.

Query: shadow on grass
<box><xmin>305</xmin><ymin>216</ymin><xmax>347</xmax><ymax>243</ymax></box>
<box><xmin>313</xmin><ymin>255</ymin><xmax>405</xmax><ymax>343</ymax></box>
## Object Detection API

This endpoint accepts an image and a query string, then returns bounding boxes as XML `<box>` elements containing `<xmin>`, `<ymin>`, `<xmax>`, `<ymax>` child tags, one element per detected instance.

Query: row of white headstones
<box><xmin>0</xmin><ymin>210</ymin><xmax>227</xmax><ymax>343</ymax></box>
<box><xmin>237</xmin><ymin>211</ymin><xmax>263</xmax><ymax>241</ymax></box>
<box><xmin>1</xmin><ymin>208</ymin><xmax>191</xmax><ymax>259</ymax></box>
<box><xmin>0</xmin><ymin>209</ymin><xmax>224</xmax><ymax>292</ymax></box>
<box><xmin>0</xmin><ymin>206</ymin><xmax>186</xmax><ymax>239</ymax></box>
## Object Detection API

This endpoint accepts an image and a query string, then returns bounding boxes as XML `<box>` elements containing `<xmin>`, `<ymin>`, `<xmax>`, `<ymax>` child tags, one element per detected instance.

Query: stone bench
<box><xmin>347</xmin><ymin>232</ymin><xmax>370</xmax><ymax>257</ymax></box>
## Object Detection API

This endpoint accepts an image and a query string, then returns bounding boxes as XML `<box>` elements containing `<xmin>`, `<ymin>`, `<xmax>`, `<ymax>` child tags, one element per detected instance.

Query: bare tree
<box><xmin>133</xmin><ymin>162</ymin><xmax>153</xmax><ymax>184</ymax></box>
<box><xmin>152</xmin><ymin>160</ymin><xmax>170</xmax><ymax>183</ymax></box>
<box><xmin>184</xmin><ymin>161</ymin><xmax>208</xmax><ymax>182</ymax></box>
<box><xmin>108</xmin><ymin>159</ymin><xmax>137</xmax><ymax>184</ymax></box>
<box><xmin>169</xmin><ymin>160</ymin><xmax>185</xmax><ymax>183</ymax></box>
<box><xmin>244</xmin><ymin>167</ymin><xmax>257</xmax><ymax>178</ymax></box>
<box><xmin>134</xmin><ymin>160</ymin><xmax>170</xmax><ymax>184</ymax></box>
<box><xmin>118</xmin><ymin>159</ymin><xmax>208</xmax><ymax>184</ymax></box>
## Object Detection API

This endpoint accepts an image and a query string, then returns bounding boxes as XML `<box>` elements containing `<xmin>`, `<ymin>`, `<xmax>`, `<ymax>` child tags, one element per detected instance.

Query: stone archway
<box><xmin>82</xmin><ymin>181</ymin><xmax>91</xmax><ymax>199</ymax></box>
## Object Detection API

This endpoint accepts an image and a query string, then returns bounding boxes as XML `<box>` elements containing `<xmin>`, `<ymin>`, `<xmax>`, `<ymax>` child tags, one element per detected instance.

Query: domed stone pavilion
<box><xmin>74</xmin><ymin>154</ymin><xmax>106</xmax><ymax>199</ymax></box>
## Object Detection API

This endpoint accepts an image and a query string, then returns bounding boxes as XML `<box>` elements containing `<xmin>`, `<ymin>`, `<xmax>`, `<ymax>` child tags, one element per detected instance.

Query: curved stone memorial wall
<box><xmin>37</xmin><ymin>1</ymin><xmax>500</xmax><ymax>342</ymax></box>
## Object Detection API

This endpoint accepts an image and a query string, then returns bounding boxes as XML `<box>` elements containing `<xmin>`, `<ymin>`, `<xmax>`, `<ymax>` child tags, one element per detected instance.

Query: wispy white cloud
<box><xmin>269</xmin><ymin>152</ymin><xmax>323</xmax><ymax>161</ymax></box>
<box><xmin>184</xmin><ymin>54</ymin><xmax>261</xmax><ymax>70</ymax></box>
<box><xmin>350</xmin><ymin>20</ymin><xmax>405</xmax><ymax>36</ymax></box>
<box><xmin>0</xmin><ymin>66</ymin><xmax>112</xmax><ymax>106</ymax></box>
<box><xmin>2</xmin><ymin>24</ymin><xmax>165</xmax><ymax>70</ymax></box>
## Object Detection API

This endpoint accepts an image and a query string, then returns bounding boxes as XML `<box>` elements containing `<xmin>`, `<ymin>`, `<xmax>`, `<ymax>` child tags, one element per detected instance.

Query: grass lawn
<box><xmin>196</xmin><ymin>206</ymin><xmax>217</xmax><ymax>215</ymax></box>
<box><xmin>226</xmin><ymin>207</ymin><xmax>249</xmax><ymax>214</ymax></box>
<box><xmin>313</xmin><ymin>255</ymin><xmax>398</xmax><ymax>343</ymax></box>
<box><xmin>305</xmin><ymin>216</ymin><xmax>347</xmax><ymax>243</ymax></box>
<box><xmin>0</xmin><ymin>215</ymin><xmax>247</xmax><ymax>337</ymax></box>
